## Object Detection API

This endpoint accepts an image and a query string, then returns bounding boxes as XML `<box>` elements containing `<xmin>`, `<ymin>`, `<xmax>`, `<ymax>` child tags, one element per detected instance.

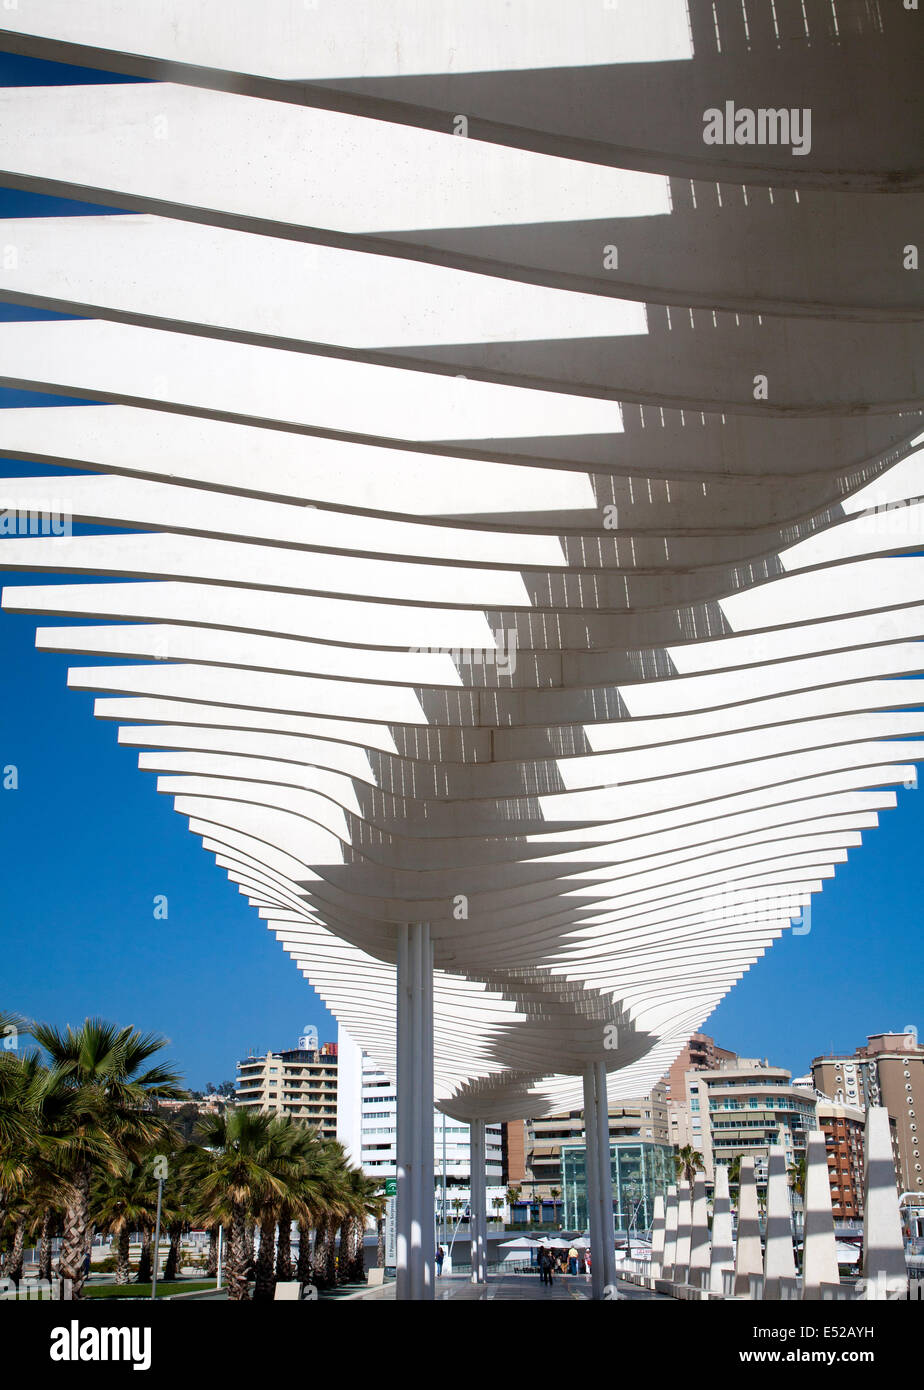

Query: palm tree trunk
<box><xmin>296</xmin><ymin>1220</ymin><xmax>314</xmax><ymax>1284</ymax></box>
<box><xmin>254</xmin><ymin>1212</ymin><xmax>277</xmax><ymax>1302</ymax></box>
<box><xmin>115</xmin><ymin>1227</ymin><xmax>131</xmax><ymax>1285</ymax></box>
<box><xmin>311</xmin><ymin>1221</ymin><xmax>327</xmax><ymax>1285</ymax></box>
<box><xmin>336</xmin><ymin>1219</ymin><xmax>350</xmax><ymax>1283</ymax></box>
<box><xmin>352</xmin><ymin>1218</ymin><xmax>366</xmax><ymax>1282</ymax></box>
<box><xmin>376</xmin><ymin>1216</ymin><xmax>385</xmax><ymax>1271</ymax></box>
<box><xmin>137</xmin><ymin>1225</ymin><xmax>152</xmax><ymax>1284</ymax></box>
<box><xmin>227</xmin><ymin>1204</ymin><xmax>250</xmax><ymax>1302</ymax></box>
<box><xmin>275</xmin><ymin>1206</ymin><xmax>293</xmax><ymax>1280</ymax></box>
<box><xmin>244</xmin><ymin>1221</ymin><xmax>255</xmax><ymax>1277</ymax></box>
<box><xmin>39</xmin><ymin>1209</ymin><xmax>53</xmax><ymax>1283</ymax></box>
<box><xmin>163</xmin><ymin>1222</ymin><xmax>182</xmax><ymax>1282</ymax></box>
<box><xmin>5</xmin><ymin>1219</ymin><xmax>25</xmax><ymax>1285</ymax></box>
<box><xmin>324</xmin><ymin>1215</ymin><xmax>338</xmax><ymax>1287</ymax></box>
<box><xmin>312</xmin><ymin>1214</ymin><xmax>337</xmax><ymax>1289</ymax></box>
<box><xmin>59</xmin><ymin>1164</ymin><xmax>91</xmax><ymax>1299</ymax></box>
<box><xmin>206</xmin><ymin>1225</ymin><xmax>219</xmax><ymax>1277</ymax></box>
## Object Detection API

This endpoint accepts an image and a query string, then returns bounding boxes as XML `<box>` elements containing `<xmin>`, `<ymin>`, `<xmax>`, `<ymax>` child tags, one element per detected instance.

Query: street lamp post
<box><xmin>150</xmin><ymin>1160</ymin><xmax>166</xmax><ymax>1301</ymax></box>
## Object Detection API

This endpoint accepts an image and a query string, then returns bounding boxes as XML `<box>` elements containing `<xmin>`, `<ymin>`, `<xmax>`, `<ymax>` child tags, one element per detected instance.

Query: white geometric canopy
<box><xmin>0</xmin><ymin>1</ymin><xmax>922</xmax><ymax>1125</ymax></box>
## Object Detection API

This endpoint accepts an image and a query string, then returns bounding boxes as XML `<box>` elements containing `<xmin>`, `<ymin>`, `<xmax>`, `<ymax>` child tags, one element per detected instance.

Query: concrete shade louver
<box><xmin>0</xmin><ymin>1</ymin><xmax>921</xmax><ymax>1299</ymax></box>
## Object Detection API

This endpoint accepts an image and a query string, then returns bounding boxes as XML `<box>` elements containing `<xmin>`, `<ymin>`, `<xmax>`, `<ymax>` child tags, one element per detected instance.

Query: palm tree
<box><xmin>1</xmin><ymin>1037</ymin><xmax>96</xmax><ymax>1289</ymax></box>
<box><xmin>491</xmin><ymin>1196</ymin><xmax>505</xmax><ymax>1224</ymax></box>
<box><xmin>205</xmin><ymin>1224</ymin><xmax>222</xmax><ymax>1277</ymax></box>
<box><xmin>251</xmin><ymin>1118</ymin><xmax>320</xmax><ymax>1301</ymax></box>
<box><xmin>311</xmin><ymin>1140</ymin><xmax>351</xmax><ymax>1290</ymax></box>
<box><xmin>159</xmin><ymin>1143</ymin><xmax>201</xmax><ymax>1282</ymax></box>
<box><xmin>194</xmin><ymin>1108</ymin><xmax>302</xmax><ymax>1302</ymax></box>
<box><xmin>1</xmin><ymin>1193</ymin><xmax>29</xmax><ymax>1282</ymax></box>
<box><xmin>673</xmin><ymin>1145</ymin><xmax>705</xmax><ymax>1183</ymax></box>
<box><xmin>91</xmin><ymin>1161</ymin><xmax>160</xmax><ymax>1285</ymax></box>
<box><xmin>31</xmin><ymin>1019</ymin><xmax>183</xmax><ymax>1298</ymax></box>
<box><xmin>787</xmin><ymin>1156</ymin><xmax>807</xmax><ymax>1200</ymax></box>
<box><xmin>727</xmin><ymin>1155</ymin><xmax>743</xmax><ymax>1193</ymax></box>
<box><xmin>340</xmin><ymin>1169</ymin><xmax>384</xmax><ymax>1284</ymax></box>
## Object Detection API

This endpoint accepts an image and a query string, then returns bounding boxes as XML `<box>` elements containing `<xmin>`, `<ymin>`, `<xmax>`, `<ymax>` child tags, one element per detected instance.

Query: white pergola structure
<box><xmin>0</xmin><ymin>2</ymin><xmax>921</xmax><ymax>1300</ymax></box>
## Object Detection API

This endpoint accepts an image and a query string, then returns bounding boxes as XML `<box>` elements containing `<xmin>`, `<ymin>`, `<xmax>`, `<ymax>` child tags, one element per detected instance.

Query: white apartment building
<box><xmin>337</xmin><ymin>1029</ymin><xmax>506</xmax><ymax>1222</ymax></box>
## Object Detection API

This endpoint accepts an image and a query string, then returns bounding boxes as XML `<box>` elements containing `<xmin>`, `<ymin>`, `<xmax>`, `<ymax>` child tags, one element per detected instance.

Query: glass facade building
<box><xmin>560</xmin><ymin>1141</ymin><xmax>674</xmax><ymax>1233</ymax></box>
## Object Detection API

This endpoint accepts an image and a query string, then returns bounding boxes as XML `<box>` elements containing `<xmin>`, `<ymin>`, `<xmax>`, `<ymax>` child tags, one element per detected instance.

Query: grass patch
<box><xmin>85</xmin><ymin>1280</ymin><xmax>213</xmax><ymax>1299</ymax></box>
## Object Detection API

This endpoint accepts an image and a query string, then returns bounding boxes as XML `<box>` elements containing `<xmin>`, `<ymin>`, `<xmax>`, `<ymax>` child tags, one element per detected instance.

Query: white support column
<box><xmin>662</xmin><ymin>1184</ymin><xmax>678</xmax><ymax>1281</ymax></box>
<box><xmin>689</xmin><ymin>1174</ymin><xmax>711</xmax><ymax>1288</ymax></box>
<box><xmin>649</xmin><ymin>1194</ymin><xmax>666</xmax><ymax>1281</ymax></box>
<box><xmin>396</xmin><ymin>924</ymin><xmax>412</xmax><ymax>1301</ymax></box>
<box><xmin>582</xmin><ymin>1064</ymin><xmax>604</xmax><ymax>1300</ymax></box>
<box><xmin>734</xmin><ymin>1157</ymin><xmax>763</xmax><ymax>1297</ymax></box>
<box><xmin>802</xmin><ymin>1130</ymin><xmax>839</xmax><ymax>1299</ymax></box>
<box><xmin>862</xmin><ymin>1105</ymin><xmax>907</xmax><ymax>1300</ymax></box>
<box><xmin>673</xmin><ymin>1179</ymin><xmax>692</xmax><ymax>1285</ymax></box>
<box><xmin>709</xmin><ymin>1165</ymin><xmax>735</xmax><ymax>1295</ymax></box>
<box><xmin>594</xmin><ymin>1060</ymin><xmax>618</xmax><ymax>1293</ymax></box>
<box><xmin>470</xmin><ymin>1118</ymin><xmax>487</xmax><ymax>1284</ymax></box>
<box><xmin>420</xmin><ymin>925</ymin><xmax>434</xmax><ymax>1297</ymax></box>
<box><xmin>763</xmin><ymin>1142</ymin><xmax>796</xmax><ymax>1300</ymax></box>
<box><xmin>396</xmin><ymin>922</ymin><xmax>435</xmax><ymax>1302</ymax></box>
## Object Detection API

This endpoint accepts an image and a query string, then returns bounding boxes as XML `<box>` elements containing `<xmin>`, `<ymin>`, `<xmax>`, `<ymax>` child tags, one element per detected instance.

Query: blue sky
<box><xmin>0</xmin><ymin>52</ymin><xmax>921</xmax><ymax>1094</ymax></box>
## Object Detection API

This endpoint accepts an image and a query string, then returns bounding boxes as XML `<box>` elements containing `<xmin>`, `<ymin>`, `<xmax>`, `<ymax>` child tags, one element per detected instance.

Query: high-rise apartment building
<box><xmin>335</xmin><ymin>1032</ymin><xmax>506</xmax><ymax>1219</ymax></box>
<box><xmin>235</xmin><ymin>1033</ymin><xmax>339</xmax><ymax>1140</ymax></box>
<box><xmin>688</xmin><ymin>1059</ymin><xmax>816</xmax><ymax>1183</ymax></box>
<box><xmin>816</xmin><ymin>1099</ymin><xmax>866</xmax><ymax>1220</ymax></box>
<box><xmin>812</xmin><ymin>1031</ymin><xmax>924</xmax><ymax>1195</ymax></box>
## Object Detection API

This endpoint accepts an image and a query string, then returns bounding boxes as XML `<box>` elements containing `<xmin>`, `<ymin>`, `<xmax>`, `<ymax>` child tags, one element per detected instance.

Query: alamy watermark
<box><xmin>411</xmin><ymin>628</ymin><xmax>517</xmax><ymax>678</ymax></box>
<box><xmin>702</xmin><ymin>882</ymin><xmax>812</xmax><ymax>936</ymax></box>
<box><xmin>0</xmin><ymin>498</ymin><xmax>72</xmax><ymax>537</ymax></box>
<box><xmin>703</xmin><ymin>103</ymin><xmax>811</xmax><ymax>157</ymax></box>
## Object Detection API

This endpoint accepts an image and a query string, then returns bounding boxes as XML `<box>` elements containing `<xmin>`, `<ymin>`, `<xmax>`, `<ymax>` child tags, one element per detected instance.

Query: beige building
<box><xmin>517</xmin><ymin>1084</ymin><xmax>669</xmax><ymax>1200</ymax></box>
<box><xmin>687</xmin><ymin>1059</ymin><xmax>816</xmax><ymax>1184</ymax></box>
<box><xmin>665</xmin><ymin>1032</ymin><xmax>737</xmax><ymax>1155</ymax></box>
<box><xmin>236</xmin><ymin>1040</ymin><xmax>339</xmax><ymax>1140</ymax></box>
<box><xmin>812</xmin><ymin>1032</ymin><xmax>923</xmax><ymax>1196</ymax></box>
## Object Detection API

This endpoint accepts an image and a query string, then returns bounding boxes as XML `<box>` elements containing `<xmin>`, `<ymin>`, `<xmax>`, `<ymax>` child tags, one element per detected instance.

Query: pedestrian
<box><xmin>436</xmin><ymin>1244</ymin><xmax>444</xmax><ymax>1276</ymax></box>
<box><xmin>538</xmin><ymin>1245</ymin><xmax>552</xmax><ymax>1286</ymax></box>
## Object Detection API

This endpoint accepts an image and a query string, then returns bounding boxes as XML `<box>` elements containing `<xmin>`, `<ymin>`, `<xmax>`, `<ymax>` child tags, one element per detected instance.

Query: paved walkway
<box><xmin>348</xmin><ymin>1271</ymin><xmax>668</xmax><ymax>1301</ymax></box>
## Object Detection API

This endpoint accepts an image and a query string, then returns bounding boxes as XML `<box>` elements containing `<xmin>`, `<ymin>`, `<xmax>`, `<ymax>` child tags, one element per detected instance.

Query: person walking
<box><xmin>538</xmin><ymin>1245</ymin><xmax>552</xmax><ymax>1286</ymax></box>
<box><xmin>568</xmin><ymin>1244</ymin><xmax>579</xmax><ymax>1276</ymax></box>
<box><xmin>436</xmin><ymin>1244</ymin><xmax>444</xmax><ymax>1276</ymax></box>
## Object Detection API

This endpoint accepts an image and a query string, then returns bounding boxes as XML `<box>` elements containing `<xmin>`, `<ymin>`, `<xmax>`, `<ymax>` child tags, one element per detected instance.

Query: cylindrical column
<box><xmin>396</xmin><ymin>922</ymin><xmax>435</xmax><ymax>1301</ymax></box>
<box><xmin>395</xmin><ymin>925</ymin><xmax>412</xmax><ymax>1301</ymax></box>
<box><xmin>470</xmin><ymin>1118</ymin><xmax>487</xmax><ymax>1283</ymax></box>
<box><xmin>582</xmin><ymin>1065</ymin><xmax>604</xmax><ymax>1300</ymax></box>
<box><xmin>595</xmin><ymin>1060</ymin><xmax>618</xmax><ymax>1292</ymax></box>
<box><xmin>420</xmin><ymin>926</ymin><xmax>435</xmax><ymax>1296</ymax></box>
